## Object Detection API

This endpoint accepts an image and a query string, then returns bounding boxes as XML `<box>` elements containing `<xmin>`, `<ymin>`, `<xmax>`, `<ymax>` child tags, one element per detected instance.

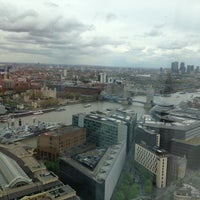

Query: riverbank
<box><xmin>0</xmin><ymin>99</ymin><xmax>96</xmax><ymax>120</ymax></box>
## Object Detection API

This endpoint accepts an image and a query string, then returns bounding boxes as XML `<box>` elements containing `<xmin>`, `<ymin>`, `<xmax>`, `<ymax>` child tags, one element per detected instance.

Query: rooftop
<box><xmin>77</xmin><ymin>108</ymin><xmax>136</xmax><ymax>126</ymax></box>
<box><xmin>60</xmin><ymin>141</ymin><xmax>126</xmax><ymax>183</ymax></box>
<box><xmin>137</xmin><ymin>143</ymin><xmax>168</xmax><ymax>157</ymax></box>
<box><xmin>72</xmin><ymin>148</ymin><xmax>106</xmax><ymax>170</ymax></box>
<box><xmin>139</xmin><ymin>114</ymin><xmax>200</xmax><ymax>131</ymax></box>
<box><xmin>43</xmin><ymin>125</ymin><xmax>82</xmax><ymax>137</ymax></box>
<box><xmin>0</xmin><ymin>151</ymin><xmax>32</xmax><ymax>188</ymax></box>
<box><xmin>172</xmin><ymin>137</ymin><xmax>200</xmax><ymax>146</ymax></box>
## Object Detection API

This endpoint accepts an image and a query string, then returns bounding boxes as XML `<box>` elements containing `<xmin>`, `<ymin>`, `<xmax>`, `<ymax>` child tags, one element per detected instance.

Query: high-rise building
<box><xmin>187</xmin><ymin>65</ymin><xmax>194</xmax><ymax>74</ymax></box>
<box><xmin>180</xmin><ymin>62</ymin><xmax>186</xmax><ymax>74</ymax></box>
<box><xmin>195</xmin><ymin>66</ymin><xmax>200</xmax><ymax>73</ymax></box>
<box><xmin>99</xmin><ymin>72</ymin><xmax>107</xmax><ymax>83</ymax></box>
<box><xmin>63</xmin><ymin>69</ymin><xmax>67</xmax><ymax>77</ymax></box>
<box><xmin>171</xmin><ymin>61</ymin><xmax>179</xmax><ymax>73</ymax></box>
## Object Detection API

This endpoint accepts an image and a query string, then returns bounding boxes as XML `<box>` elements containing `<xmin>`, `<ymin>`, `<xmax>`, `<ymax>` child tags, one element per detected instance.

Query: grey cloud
<box><xmin>158</xmin><ymin>41</ymin><xmax>188</xmax><ymax>50</ymax></box>
<box><xmin>0</xmin><ymin>13</ymin><xmax>93</xmax><ymax>35</ymax></box>
<box><xmin>144</xmin><ymin>29</ymin><xmax>163</xmax><ymax>37</ymax></box>
<box><xmin>44</xmin><ymin>2</ymin><xmax>59</xmax><ymax>8</ymax></box>
<box><xmin>15</xmin><ymin>10</ymin><xmax>38</xmax><ymax>20</ymax></box>
<box><xmin>84</xmin><ymin>36</ymin><xmax>123</xmax><ymax>48</ymax></box>
<box><xmin>105</xmin><ymin>13</ymin><xmax>117</xmax><ymax>22</ymax></box>
<box><xmin>154</xmin><ymin>23</ymin><xmax>166</xmax><ymax>29</ymax></box>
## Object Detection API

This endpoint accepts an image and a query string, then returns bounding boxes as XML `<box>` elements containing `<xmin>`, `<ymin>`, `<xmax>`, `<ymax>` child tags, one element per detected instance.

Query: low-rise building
<box><xmin>37</xmin><ymin>125</ymin><xmax>86</xmax><ymax>161</ymax></box>
<box><xmin>174</xmin><ymin>184</ymin><xmax>200</xmax><ymax>200</ymax></box>
<box><xmin>167</xmin><ymin>154</ymin><xmax>187</xmax><ymax>185</ymax></box>
<box><xmin>0</xmin><ymin>143</ymin><xmax>79</xmax><ymax>200</ymax></box>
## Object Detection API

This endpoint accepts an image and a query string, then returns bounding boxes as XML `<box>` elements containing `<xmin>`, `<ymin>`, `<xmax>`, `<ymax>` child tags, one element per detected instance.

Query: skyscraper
<box><xmin>171</xmin><ymin>61</ymin><xmax>179</xmax><ymax>73</ymax></box>
<box><xmin>180</xmin><ymin>62</ymin><xmax>186</xmax><ymax>74</ymax></box>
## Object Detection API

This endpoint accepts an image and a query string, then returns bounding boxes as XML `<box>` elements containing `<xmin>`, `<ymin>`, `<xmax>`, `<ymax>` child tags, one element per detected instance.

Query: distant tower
<box><xmin>171</xmin><ymin>62</ymin><xmax>179</xmax><ymax>73</ymax></box>
<box><xmin>63</xmin><ymin>69</ymin><xmax>67</xmax><ymax>77</ymax></box>
<box><xmin>99</xmin><ymin>72</ymin><xmax>107</xmax><ymax>83</ymax></box>
<box><xmin>145</xmin><ymin>86</ymin><xmax>154</xmax><ymax>108</ymax></box>
<box><xmin>196</xmin><ymin>66</ymin><xmax>200</xmax><ymax>73</ymax></box>
<box><xmin>180</xmin><ymin>62</ymin><xmax>186</xmax><ymax>74</ymax></box>
<box><xmin>187</xmin><ymin>65</ymin><xmax>194</xmax><ymax>74</ymax></box>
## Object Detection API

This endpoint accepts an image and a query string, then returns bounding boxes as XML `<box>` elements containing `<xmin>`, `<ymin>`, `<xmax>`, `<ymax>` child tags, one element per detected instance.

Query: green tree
<box><xmin>129</xmin><ymin>183</ymin><xmax>140</xmax><ymax>199</ymax></box>
<box><xmin>145</xmin><ymin>179</ymin><xmax>153</xmax><ymax>195</ymax></box>
<box><xmin>44</xmin><ymin>160</ymin><xmax>60</xmax><ymax>173</ymax></box>
<box><xmin>114</xmin><ymin>190</ymin><xmax>126</xmax><ymax>200</ymax></box>
<box><xmin>123</xmin><ymin>172</ymin><xmax>132</xmax><ymax>185</ymax></box>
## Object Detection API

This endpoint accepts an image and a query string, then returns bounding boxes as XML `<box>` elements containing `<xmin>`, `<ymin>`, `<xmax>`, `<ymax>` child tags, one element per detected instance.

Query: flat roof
<box><xmin>72</xmin><ymin>148</ymin><xmax>106</xmax><ymax>170</ymax></box>
<box><xmin>75</xmin><ymin>108</ymin><xmax>136</xmax><ymax>126</ymax></box>
<box><xmin>172</xmin><ymin>137</ymin><xmax>200</xmax><ymax>146</ymax></box>
<box><xmin>43</xmin><ymin>125</ymin><xmax>83</xmax><ymax>137</ymax></box>
<box><xmin>60</xmin><ymin>142</ymin><xmax>126</xmax><ymax>183</ymax></box>
<box><xmin>139</xmin><ymin>115</ymin><xmax>200</xmax><ymax>131</ymax></box>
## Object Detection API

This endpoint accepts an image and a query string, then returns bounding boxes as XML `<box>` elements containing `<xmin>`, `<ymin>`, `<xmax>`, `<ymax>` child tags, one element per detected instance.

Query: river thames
<box><xmin>1</xmin><ymin>91</ymin><xmax>200</xmax><ymax>147</ymax></box>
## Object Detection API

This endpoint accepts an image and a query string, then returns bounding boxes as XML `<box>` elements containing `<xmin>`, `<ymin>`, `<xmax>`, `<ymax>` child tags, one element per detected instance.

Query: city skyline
<box><xmin>0</xmin><ymin>0</ymin><xmax>200</xmax><ymax>68</ymax></box>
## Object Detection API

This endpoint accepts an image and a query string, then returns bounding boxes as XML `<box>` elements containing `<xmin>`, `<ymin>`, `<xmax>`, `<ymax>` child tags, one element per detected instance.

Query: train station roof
<box><xmin>0</xmin><ymin>152</ymin><xmax>32</xmax><ymax>188</ymax></box>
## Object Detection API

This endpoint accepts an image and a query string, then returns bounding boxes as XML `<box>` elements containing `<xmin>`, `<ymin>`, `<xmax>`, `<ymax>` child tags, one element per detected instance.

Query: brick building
<box><xmin>37</xmin><ymin>125</ymin><xmax>86</xmax><ymax>160</ymax></box>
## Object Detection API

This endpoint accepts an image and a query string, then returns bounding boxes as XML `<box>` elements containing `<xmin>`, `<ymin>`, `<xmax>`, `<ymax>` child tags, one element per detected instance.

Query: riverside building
<box><xmin>72</xmin><ymin>108</ymin><xmax>137</xmax><ymax>152</ymax></box>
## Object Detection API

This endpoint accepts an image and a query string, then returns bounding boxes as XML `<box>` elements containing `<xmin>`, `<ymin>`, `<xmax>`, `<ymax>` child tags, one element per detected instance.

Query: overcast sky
<box><xmin>0</xmin><ymin>0</ymin><xmax>200</xmax><ymax>68</ymax></box>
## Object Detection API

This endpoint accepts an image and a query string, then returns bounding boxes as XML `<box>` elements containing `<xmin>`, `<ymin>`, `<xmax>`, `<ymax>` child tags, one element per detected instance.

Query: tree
<box><xmin>145</xmin><ymin>179</ymin><xmax>153</xmax><ymax>195</ymax></box>
<box><xmin>129</xmin><ymin>183</ymin><xmax>140</xmax><ymax>199</ymax></box>
<box><xmin>44</xmin><ymin>160</ymin><xmax>60</xmax><ymax>173</ymax></box>
<box><xmin>114</xmin><ymin>191</ymin><xmax>126</xmax><ymax>200</ymax></box>
<box><xmin>123</xmin><ymin>172</ymin><xmax>132</xmax><ymax>186</ymax></box>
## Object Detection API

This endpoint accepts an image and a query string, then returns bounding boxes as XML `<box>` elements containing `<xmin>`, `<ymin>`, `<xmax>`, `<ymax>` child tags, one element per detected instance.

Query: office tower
<box><xmin>171</xmin><ymin>61</ymin><xmax>179</xmax><ymax>73</ymax></box>
<box><xmin>99</xmin><ymin>72</ymin><xmax>107</xmax><ymax>83</ymax></box>
<box><xmin>135</xmin><ymin>143</ymin><xmax>168</xmax><ymax>188</ymax></box>
<box><xmin>63</xmin><ymin>69</ymin><xmax>67</xmax><ymax>77</ymax></box>
<box><xmin>59</xmin><ymin>142</ymin><xmax>126</xmax><ymax>200</ymax></box>
<box><xmin>180</xmin><ymin>62</ymin><xmax>186</xmax><ymax>74</ymax></box>
<box><xmin>135</xmin><ymin>126</ymin><xmax>160</xmax><ymax>148</ymax></box>
<box><xmin>141</xmin><ymin>107</ymin><xmax>200</xmax><ymax>169</ymax></box>
<box><xmin>72</xmin><ymin>108</ymin><xmax>137</xmax><ymax>152</ymax></box>
<box><xmin>195</xmin><ymin>66</ymin><xmax>200</xmax><ymax>73</ymax></box>
<box><xmin>187</xmin><ymin>65</ymin><xmax>194</xmax><ymax>74</ymax></box>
